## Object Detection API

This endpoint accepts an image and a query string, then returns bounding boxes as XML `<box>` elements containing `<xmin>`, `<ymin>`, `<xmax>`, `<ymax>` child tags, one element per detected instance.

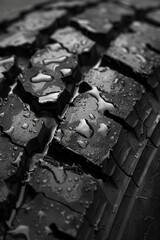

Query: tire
<box><xmin>0</xmin><ymin>0</ymin><xmax>160</xmax><ymax>240</ymax></box>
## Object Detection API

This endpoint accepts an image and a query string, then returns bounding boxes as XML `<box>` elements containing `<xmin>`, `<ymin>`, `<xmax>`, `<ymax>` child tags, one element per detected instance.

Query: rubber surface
<box><xmin>0</xmin><ymin>0</ymin><xmax>160</xmax><ymax>240</ymax></box>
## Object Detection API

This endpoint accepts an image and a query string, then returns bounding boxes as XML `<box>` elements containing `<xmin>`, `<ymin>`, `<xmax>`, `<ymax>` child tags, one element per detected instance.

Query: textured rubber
<box><xmin>0</xmin><ymin>0</ymin><xmax>160</xmax><ymax>240</ymax></box>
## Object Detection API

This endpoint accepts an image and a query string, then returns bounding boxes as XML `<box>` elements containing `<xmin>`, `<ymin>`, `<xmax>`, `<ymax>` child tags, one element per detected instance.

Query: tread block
<box><xmin>44</xmin><ymin>0</ymin><xmax>99</xmax><ymax>10</ymax></box>
<box><xmin>1</xmin><ymin>1</ymin><xmax>160</xmax><ymax>239</ymax></box>
<box><xmin>154</xmin><ymin>84</ymin><xmax>160</xmax><ymax>103</ymax></box>
<box><xmin>122</xmin><ymin>148</ymin><xmax>138</xmax><ymax>174</ymax></box>
<box><xmin>104</xmin><ymin>32</ymin><xmax>160</xmax><ymax>76</ymax></box>
<box><xmin>0</xmin><ymin>9</ymin><xmax>67</xmax><ymax>48</ymax></box>
<box><xmin>0</xmin><ymin>56</ymin><xmax>15</xmax><ymax>82</ymax></box>
<box><xmin>96</xmin><ymin>139</ymin><xmax>156</xmax><ymax>239</ymax></box>
<box><xmin>147</xmin><ymin>73</ymin><xmax>159</xmax><ymax>88</ymax></box>
<box><xmin>17</xmin><ymin>53</ymin><xmax>80</xmax><ymax>114</ymax></box>
<box><xmin>44</xmin><ymin>0</ymin><xmax>87</xmax><ymax>10</ymax></box>
<box><xmin>131</xmin><ymin>140</ymin><xmax>157</xmax><ymax>184</ymax></box>
<box><xmin>134</xmin><ymin>92</ymin><xmax>149</xmax><ymax>109</ymax></box>
<box><xmin>79</xmin><ymin>159</ymin><xmax>133</xmax><ymax>240</ymax></box>
<box><xmin>147</xmin><ymin>9</ymin><xmax>160</xmax><ymax>25</ymax></box>
<box><xmin>115</xmin><ymin>0</ymin><xmax>160</xmax><ymax>9</ymax></box>
<box><xmin>8</xmin><ymin>9</ymin><xmax>67</xmax><ymax>33</ymax></box>
<box><xmin>84</xmin><ymin>67</ymin><xmax>143</xmax><ymax>120</ymax></box>
<box><xmin>71</xmin><ymin>2</ymin><xmax>133</xmax><ymax>35</ymax></box>
<box><xmin>109</xmin><ymin>128</ymin><xmax>141</xmax><ymax>176</ymax></box>
<box><xmin>21</xmin><ymin>154</ymin><xmax>108</xmax><ymax>239</ymax></box>
<box><xmin>130</xmin><ymin>21</ymin><xmax>160</xmax><ymax>53</ymax></box>
<box><xmin>18</xmin><ymin>66</ymin><xmax>64</xmax><ymax>98</ymax></box>
<box><xmin>52</xmin><ymin>91</ymin><xmax>121</xmax><ymax>166</ymax></box>
<box><xmin>0</xmin><ymin>56</ymin><xmax>17</xmax><ymax>97</ymax></box>
<box><xmin>29</xmin><ymin>154</ymin><xmax>101</xmax><ymax>214</ymax></box>
<box><xmin>147</xmin><ymin>67</ymin><xmax>160</xmax><ymax>89</ymax></box>
<box><xmin>126</xmin><ymin>110</ymin><xmax>139</xmax><ymax>127</ymax></box>
<box><xmin>134</xmin><ymin>120</ymin><xmax>147</xmax><ymax>141</ymax></box>
<box><xmin>109</xmin><ymin>138</ymin><xmax>160</xmax><ymax>240</ymax></box>
<box><xmin>111</xmin><ymin>164</ymin><xmax>129</xmax><ymax>189</ymax></box>
<box><xmin>6</xmin><ymin>193</ymin><xmax>82</xmax><ymax>240</ymax></box>
<box><xmin>83</xmin><ymin>187</ymin><xmax>108</xmax><ymax>230</ymax></box>
<box><xmin>144</xmin><ymin>110</ymin><xmax>160</xmax><ymax>138</ymax></box>
<box><xmin>0</xmin><ymin>131</ymin><xmax>24</xmax><ymax>208</ymax></box>
<box><xmin>50</xmin><ymin>26</ymin><xmax>99</xmax><ymax>65</ymax></box>
<box><xmin>95</xmin><ymin>169</ymin><xmax>131</xmax><ymax>239</ymax></box>
<box><xmin>147</xmin><ymin>67</ymin><xmax>160</xmax><ymax>112</ymax></box>
<box><xmin>0</xmin><ymin>94</ymin><xmax>47</xmax><ymax>153</ymax></box>
<box><xmin>77</xmin><ymin>221</ymin><xmax>94</xmax><ymax>240</ymax></box>
<box><xmin>111</xmin><ymin>129</ymin><xmax>132</xmax><ymax>166</ymax></box>
<box><xmin>135</xmin><ymin>101</ymin><xmax>152</xmax><ymax>122</ymax></box>
<box><xmin>102</xmin><ymin>154</ymin><xmax>117</xmax><ymax>177</ymax></box>
<box><xmin>31</xmin><ymin>43</ymin><xmax>81</xmax><ymax>83</ymax></box>
<box><xmin>150</xmin><ymin>121</ymin><xmax>160</xmax><ymax>147</ymax></box>
<box><xmin>0</xmin><ymin>31</ymin><xmax>36</xmax><ymax>48</ymax></box>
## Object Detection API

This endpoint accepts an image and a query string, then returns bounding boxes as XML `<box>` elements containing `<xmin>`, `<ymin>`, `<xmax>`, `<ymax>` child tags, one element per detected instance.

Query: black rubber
<box><xmin>0</xmin><ymin>0</ymin><xmax>160</xmax><ymax>240</ymax></box>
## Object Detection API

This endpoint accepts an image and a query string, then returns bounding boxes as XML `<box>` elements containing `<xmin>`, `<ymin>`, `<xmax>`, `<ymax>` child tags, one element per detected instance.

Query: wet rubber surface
<box><xmin>1</xmin><ymin>0</ymin><xmax>160</xmax><ymax>240</ymax></box>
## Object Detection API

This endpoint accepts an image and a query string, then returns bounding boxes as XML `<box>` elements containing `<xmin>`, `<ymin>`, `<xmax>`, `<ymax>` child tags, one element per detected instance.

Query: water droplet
<box><xmin>74</xmin><ymin>43</ymin><xmax>79</xmax><ymax>49</ymax></box>
<box><xmin>61</xmin><ymin>210</ymin><xmax>65</xmax><ymax>216</ymax></box>
<box><xmin>10</xmin><ymin>103</ymin><xmax>15</xmax><ymax>108</ymax></box>
<box><xmin>33</xmin><ymin>118</ymin><xmax>39</xmax><ymax>123</ymax></box>
<box><xmin>75</xmin><ymin>119</ymin><xmax>93</xmax><ymax>138</ymax></box>
<box><xmin>121</xmin><ymin>47</ymin><xmax>128</xmax><ymax>53</ymax></box>
<box><xmin>60</xmin><ymin>68</ymin><xmax>72</xmax><ymax>77</ymax></box>
<box><xmin>112</xmin><ymin>209</ymin><xmax>116</xmax><ymax>214</ymax></box>
<box><xmin>77</xmin><ymin>19</ymin><xmax>96</xmax><ymax>32</ymax></box>
<box><xmin>38</xmin><ymin>210</ymin><xmax>45</xmax><ymax>220</ymax></box>
<box><xmin>21</xmin><ymin>123</ymin><xmax>29</xmax><ymax>129</ymax></box>
<box><xmin>58</xmin><ymin>187</ymin><xmax>62</xmax><ymax>192</ymax></box>
<box><xmin>9</xmin><ymin>82</ymin><xmax>17</xmax><ymax>95</ymax></box>
<box><xmin>39</xmin><ymin>92</ymin><xmax>60</xmax><ymax>103</ymax></box>
<box><xmin>67</xmin><ymin>187</ymin><xmax>72</xmax><ymax>192</ymax></box>
<box><xmin>139</xmin><ymin>142</ymin><xmax>144</xmax><ymax>147</ymax></box>
<box><xmin>89</xmin><ymin>113</ymin><xmax>95</xmax><ymax>120</ymax></box>
<box><xmin>76</xmin><ymin>224</ymin><xmax>80</xmax><ymax>229</ymax></box>
<box><xmin>23</xmin><ymin>112</ymin><xmax>30</xmax><ymax>118</ymax></box>
<box><xmin>81</xmin><ymin>39</ymin><xmax>87</xmax><ymax>46</ymax></box>
<box><xmin>31</xmin><ymin>72</ymin><xmax>52</xmax><ymax>83</ymax></box>
<box><xmin>0</xmin><ymin>56</ymin><xmax>14</xmax><ymax>65</ymax></box>
<box><xmin>74</xmin><ymin>177</ymin><xmax>79</xmax><ymax>182</ymax></box>
<box><xmin>23</xmin><ymin>104</ymin><xmax>30</xmax><ymax>111</ymax></box>
<box><xmin>4</xmin><ymin>126</ymin><xmax>14</xmax><ymax>134</ymax></box>
<box><xmin>50</xmin><ymin>203</ymin><xmax>54</xmax><ymax>208</ymax></box>
<box><xmin>130</xmin><ymin>46</ymin><xmax>137</xmax><ymax>53</ymax></box>
<box><xmin>54</xmin><ymin>129</ymin><xmax>62</xmax><ymax>142</ymax></box>
<box><xmin>37</xmin><ymin>229</ymin><xmax>41</xmax><ymax>235</ymax></box>
<box><xmin>43</xmin><ymin>56</ymin><xmax>67</xmax><ymax>65</ymax></box>
<box><xmin>98</xmin><ymin>123</ymin><xmax>108</xmax><ymax>137</ymax></box>
<box><xmin>136</xmin><ymin>54</ymin><xmax>146</xmax><ymax>63</ymax></box>
<box><xmin>12</xmin><ymin>152</ymin><xmax>23</xmax><ymax>167</ymax></box>
<box><xmin>45</xmin><ymin>226</ymin><xmax>52</xmax><ymax>235</ymax></box>
<box><xmin>42</xmin><ymin>179</ymin><xmax>47</xmax><ymax>184</ymax></box>
<box><xmin>77</xmin><ymin>139</ymin><xmax>89</xmax><ymax>149</ymax></box>
<box><xmin>24</xmin><ymin>206</ymin><xmax>32</xmax><ymax>212</ymax></box>
<box><xmin>87</xmin><ymin>86</ymin><xmax>115</xmax><ymax>114</ymax></box>
<box><xmin>0</xmin><ymin>112</ymin><xmax>4</xmax><ymax>118</ymax></box>
<box><xmin>48</xmin><ymin>43</ymin><xmax>61</xmax><ymax>51</ymax></box>
<box><xmin>8</xmin><ymin>225</ymin><xmax>30</xmax><ymax>240</ymax></box>
<box><xmin>114</xmin><ymin>78</ymin><xmax>119</xmax><ymax>84</ymax></box>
